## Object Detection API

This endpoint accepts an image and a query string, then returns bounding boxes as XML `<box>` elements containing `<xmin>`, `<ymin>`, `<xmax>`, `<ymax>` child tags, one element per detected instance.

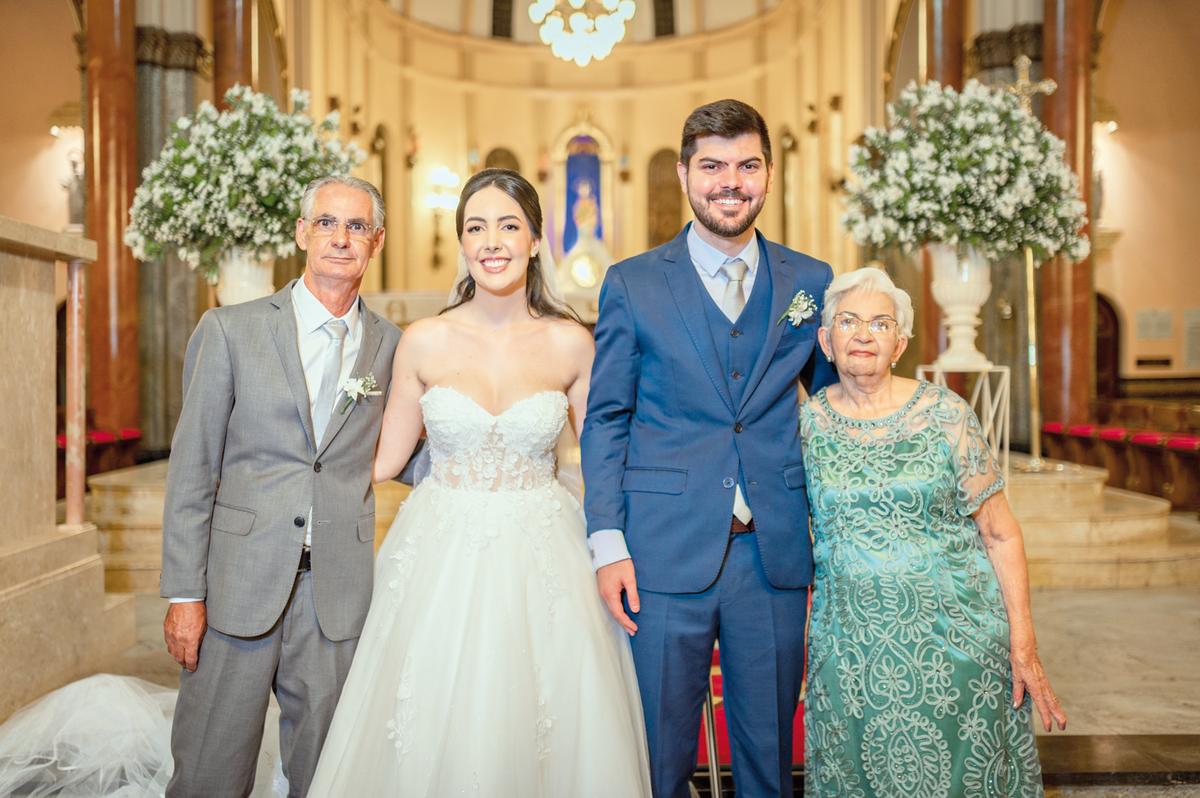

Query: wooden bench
<box><xmin>1042</xmin><ymin>398</ymin><xmax>1200</xmax><ymax>510</ymax></box>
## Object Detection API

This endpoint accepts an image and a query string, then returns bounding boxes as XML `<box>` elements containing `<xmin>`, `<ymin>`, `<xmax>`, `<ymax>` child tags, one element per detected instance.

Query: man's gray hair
<box><xmin>300</xmin><ymin>175</ymin><xmax>386</xmax><ymax>229</ymax></box>
<box><xmin>821</xmin><ymin>266</ymin><xmax>915</xmax><ymax>337</ymax></box>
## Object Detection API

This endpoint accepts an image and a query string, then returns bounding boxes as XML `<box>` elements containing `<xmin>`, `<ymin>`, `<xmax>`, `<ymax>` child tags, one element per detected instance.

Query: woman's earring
<box><xmin>890</xmin><ymin>362</ymin><xmax>897</xmax><ymax>369</ymax></box>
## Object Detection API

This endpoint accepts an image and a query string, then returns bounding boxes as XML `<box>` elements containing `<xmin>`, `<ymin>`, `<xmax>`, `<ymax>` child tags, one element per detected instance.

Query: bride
<box><xmin>307</xmin><ymin>168</ymin><xmax>652</xmax><ymax>796</ymax></box>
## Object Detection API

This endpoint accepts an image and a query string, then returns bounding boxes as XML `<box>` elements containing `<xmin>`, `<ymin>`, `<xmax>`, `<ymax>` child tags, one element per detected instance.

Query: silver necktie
<box><xmin>720</xmin><ymin>259</ymin><xmax>749</xmax><ymax>321</ymax></box>
<box><xmin>313</xmin><ymin>319</ymin><xmax>349</xmax><ymax>445</ymax></box>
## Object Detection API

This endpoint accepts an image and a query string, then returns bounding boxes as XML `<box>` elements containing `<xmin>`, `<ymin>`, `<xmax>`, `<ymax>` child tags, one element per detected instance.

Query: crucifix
<box><xmin>1003</xmin><ymin>55</ymin><xmax>1058</xmax><ymax>470</ymax></box>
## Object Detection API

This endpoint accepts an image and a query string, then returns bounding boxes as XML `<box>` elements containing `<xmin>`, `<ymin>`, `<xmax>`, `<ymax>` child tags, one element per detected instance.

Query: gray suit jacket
<box><xmin>160</xmin><ymin>280</ymin><xmax>402</xmax><ymax>641</ymax></box>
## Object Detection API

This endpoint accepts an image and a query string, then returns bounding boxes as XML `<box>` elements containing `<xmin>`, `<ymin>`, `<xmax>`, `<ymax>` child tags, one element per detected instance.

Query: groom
<box><xmin>582</xmin><ymin>99</ymin><xmax>836</xmax><ymax>798</ymax></box>
<box><xmin>160</xmin><ymin>175</ymin><xmax>401</xmax><ymax>797</ymax></box>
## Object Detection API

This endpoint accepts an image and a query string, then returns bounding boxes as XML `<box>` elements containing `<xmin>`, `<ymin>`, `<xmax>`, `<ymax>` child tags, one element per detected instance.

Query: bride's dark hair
<box><xmin>442</xmin><ymin>168</ymin><xmax>582</xmax><ymax>324</ymax></box>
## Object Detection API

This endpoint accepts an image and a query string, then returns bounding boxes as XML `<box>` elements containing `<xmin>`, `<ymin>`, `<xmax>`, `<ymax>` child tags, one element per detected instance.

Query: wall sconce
<box><xmin>1095</xmin><ymin>97</ymin><xmax>1120</xmax><ymax>135</ymax></box>
<box><xmin>48</xmin><ymin>100</ymin><xmax>83</xmax><ymax>139</ymax></box>
<box><xmin>424</xmin><ymin>166</ymin><xmax>461</xmax><ymax>270</ymax></box>
<box><xmin>405</xmin><ymin>125</ymin><xmax>419</xmax><ymax>169</ymax></box>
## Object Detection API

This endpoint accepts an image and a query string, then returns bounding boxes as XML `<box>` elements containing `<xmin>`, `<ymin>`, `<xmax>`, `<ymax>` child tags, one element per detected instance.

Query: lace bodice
<box><xmin>419</xmin><ymin>385</ymin><xmax>568</xmax><ymax>491</ymax></box>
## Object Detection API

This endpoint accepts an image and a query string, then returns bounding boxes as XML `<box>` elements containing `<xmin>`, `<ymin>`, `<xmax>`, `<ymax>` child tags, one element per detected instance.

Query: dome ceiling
<box><xmin>385</xmin><ymin>0</ymin><xmax>782</xmax><ymax>43</ymax></box>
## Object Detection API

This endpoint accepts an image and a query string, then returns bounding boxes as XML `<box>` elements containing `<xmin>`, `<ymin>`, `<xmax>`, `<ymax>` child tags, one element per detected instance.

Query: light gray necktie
<box><xmin>717</xmin><ymin>258</ymin><xmax>753</xmax><ymax>523</ymax></box>
<box><xmin>720</xmin><ymin>259</ymin><xmax>749</xmax><ymax>321</ymax></box>
<box><xmin>313</xmin><ymin>319</ymin><xmax>348</xmax><ymax>445</ymax></box>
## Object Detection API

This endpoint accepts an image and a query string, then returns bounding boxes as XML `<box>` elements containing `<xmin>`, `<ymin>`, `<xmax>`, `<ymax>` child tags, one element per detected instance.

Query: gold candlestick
<box><xmin>1003</xmin><ymin>55</ymin><xmax>1057</xmax><ymax>471</ymax></box>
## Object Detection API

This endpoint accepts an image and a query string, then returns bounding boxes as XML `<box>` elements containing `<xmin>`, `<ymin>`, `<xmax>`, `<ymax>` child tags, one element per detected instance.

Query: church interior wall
<box><xmin>1093</xmin><ymin>0</ymin><xmax>1200</xmax><ymax>379</ymax></box>
<box><xmin>0</xmin><ymin>0</ymin><xmax>80</xmax><ymax>305</ymax></box>
<box><xmin>308</xmin><ymin>0</ymin><xmax>867</xmax><ymax>296</ymax></box>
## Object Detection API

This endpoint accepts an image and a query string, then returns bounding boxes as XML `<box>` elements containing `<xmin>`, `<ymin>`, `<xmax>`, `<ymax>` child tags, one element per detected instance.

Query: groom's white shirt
<box><xmin>169</xmin><ymin>278</ymin><xmax>362</xmax><ymax>602</ymax></box>
<box><xmin>587</xmin><ymin>224</ymin><xmax>759</xmax><ymax>570</ymax></box>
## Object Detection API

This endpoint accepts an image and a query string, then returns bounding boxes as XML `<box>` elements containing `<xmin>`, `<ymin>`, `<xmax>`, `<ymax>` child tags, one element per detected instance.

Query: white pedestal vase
<box><xmin>216</xmin><ymin>247</ymin><xmax>275</xmax><ymax>306</ymax></box>
<box><xmin>928</xmin><ymin>241</ymin><xmax>993</xmax><ymax>370</ymax></box>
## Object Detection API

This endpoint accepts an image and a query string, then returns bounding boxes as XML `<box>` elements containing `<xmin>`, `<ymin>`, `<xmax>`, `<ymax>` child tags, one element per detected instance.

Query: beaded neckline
<box><xmin>815</xmin><ymin>380</ymin><xmax>930</xmax><ymax>429</ymax></box>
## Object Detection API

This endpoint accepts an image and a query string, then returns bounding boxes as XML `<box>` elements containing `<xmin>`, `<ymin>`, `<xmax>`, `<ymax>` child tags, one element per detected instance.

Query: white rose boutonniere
<box><xmin>337</xmin><ymin>373</ymin><xmax>382</xmax><ymax>414</ymax></box>
<box><xmin>777</xmin><ymin>290</ymin><xmax>817</xmax><ymax>327</ymax></box>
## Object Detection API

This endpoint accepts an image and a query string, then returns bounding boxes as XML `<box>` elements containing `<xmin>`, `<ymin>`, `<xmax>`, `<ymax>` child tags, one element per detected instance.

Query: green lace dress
<box><xmin>799</xmin><ymin>382</ymin><xmax>1043</xmax><ymax>798</ymax></box>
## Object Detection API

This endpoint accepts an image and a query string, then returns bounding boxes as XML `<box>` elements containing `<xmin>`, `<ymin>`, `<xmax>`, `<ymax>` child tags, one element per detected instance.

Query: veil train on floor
<box><xmin>0</xmin><ymin>673</ymin><xmax>286</xmax><ymax>797</ymax></box>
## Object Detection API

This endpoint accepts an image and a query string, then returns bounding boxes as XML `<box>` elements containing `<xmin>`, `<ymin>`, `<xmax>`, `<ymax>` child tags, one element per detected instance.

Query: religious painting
<box><xmin>562</xmin><ymin>135</ymin><xmax>603</xmax><ymax>253</ymax></box>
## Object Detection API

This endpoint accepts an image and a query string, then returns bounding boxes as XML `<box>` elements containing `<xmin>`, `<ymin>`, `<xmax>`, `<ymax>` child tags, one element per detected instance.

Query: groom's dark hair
<box><xmin>679</xmin><ymin>99</ymin><xmax>772</xmax><ymax>168</ymax></box>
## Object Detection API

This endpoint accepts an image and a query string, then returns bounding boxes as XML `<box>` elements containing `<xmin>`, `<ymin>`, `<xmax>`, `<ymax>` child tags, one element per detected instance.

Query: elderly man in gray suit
<box><xmin>160</xmin><ymin>175</ymin><xmax>401</xmax><ymax>797</ymax></box>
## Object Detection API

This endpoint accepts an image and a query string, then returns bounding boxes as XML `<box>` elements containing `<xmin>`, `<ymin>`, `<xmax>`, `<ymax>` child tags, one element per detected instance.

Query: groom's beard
<box><xmin>688</xmin><ymin>188</ymin><xmax>766</xmax><ymax>239</ymax></box>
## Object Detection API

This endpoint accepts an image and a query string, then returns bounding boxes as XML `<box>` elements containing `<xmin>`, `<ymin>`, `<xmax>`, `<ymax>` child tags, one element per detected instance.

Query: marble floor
<box><xmin>1033</xmin><ymin>584</ymin><xmax>1200</xmax><ymax>737</ymax></box>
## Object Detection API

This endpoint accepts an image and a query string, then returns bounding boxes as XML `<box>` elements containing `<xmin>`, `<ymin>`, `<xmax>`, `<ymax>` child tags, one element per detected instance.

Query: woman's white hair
<box><xmin>821</xmin><ymin>266</ymin><xmax>915</xmax><ymax>337</ymax></box>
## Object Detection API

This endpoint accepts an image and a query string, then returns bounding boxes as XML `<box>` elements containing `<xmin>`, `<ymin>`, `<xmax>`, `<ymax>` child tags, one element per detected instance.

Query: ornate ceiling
<box><xmin>384</xmin><ymin>0</ymin><xmax>782</xmax><ymax>44</ymax></box>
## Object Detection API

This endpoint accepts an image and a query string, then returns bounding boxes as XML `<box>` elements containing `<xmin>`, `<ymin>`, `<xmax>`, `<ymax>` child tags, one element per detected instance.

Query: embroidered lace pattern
<box><xmin>800</xmin><ymin>382</ymin><xmax>1043</xmax><ymax>797</ymax></box>
<box><xmin>421</xmin><ymin>386</ymin><xmax>566</xmax><ymax>492</ymax></box>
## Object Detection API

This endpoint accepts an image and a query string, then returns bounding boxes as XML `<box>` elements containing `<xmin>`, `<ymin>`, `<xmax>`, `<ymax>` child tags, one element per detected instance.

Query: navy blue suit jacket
<box><xmin>581</xmin><ymin>226</ymin><xmax>837</xmax><ymax>594</ymax></box>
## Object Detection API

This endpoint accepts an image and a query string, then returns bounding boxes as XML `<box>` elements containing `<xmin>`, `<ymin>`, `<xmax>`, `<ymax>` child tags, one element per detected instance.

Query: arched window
<box><xmin>484</xmin><ymin>147</ymin><xmax>521</xmax><ymax>172</ymax></box>
<box><xmin>647</xmin><ymin>148</ymin><xmax>681</xmax><ymax>247</ymax></box>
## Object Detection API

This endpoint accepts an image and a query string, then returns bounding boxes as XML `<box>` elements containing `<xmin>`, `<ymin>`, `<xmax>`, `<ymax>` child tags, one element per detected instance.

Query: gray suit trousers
<box><xmin>166</xmin><ymin>571</ymin><xmax>356</xmax><ymax>798</ymax></box>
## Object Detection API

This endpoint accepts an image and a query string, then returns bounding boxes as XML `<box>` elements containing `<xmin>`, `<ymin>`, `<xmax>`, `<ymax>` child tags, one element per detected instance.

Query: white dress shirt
<box><xmin>587</xmin><ymin>225</ymin><xmax>760</xmax><ymax>570</ymax></box>
<box><xmin>169</xmin><ymin>280</ymin><xmax>362</xmax><ymax>602</ymax></box>
<box><xmin>292</xmin><ymin>278</ymin><xmax>363</xmax><ymax>546</ymax></box>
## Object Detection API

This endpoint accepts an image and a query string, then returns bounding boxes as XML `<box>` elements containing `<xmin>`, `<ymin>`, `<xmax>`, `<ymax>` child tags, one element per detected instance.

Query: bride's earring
<box><xmin>890</xmin><ymin>362</ymin><xmax>897</xmax><ymax>369</ymax></box>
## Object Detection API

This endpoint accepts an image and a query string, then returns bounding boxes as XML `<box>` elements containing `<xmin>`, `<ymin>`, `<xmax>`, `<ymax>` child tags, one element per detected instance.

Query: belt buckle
<box><xmin>730</xmin><ymin>516</ymin><xmax>754</xmax><ymax>534</ymax></box>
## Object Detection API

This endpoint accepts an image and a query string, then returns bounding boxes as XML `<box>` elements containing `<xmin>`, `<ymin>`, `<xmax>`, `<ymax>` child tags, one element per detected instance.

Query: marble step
<box><xmin>1019</xmin><ymin>489</ymin><xmax>1172</xmax><ymax>549</ymax></box>
<box><xmin>1027</xmin><ymin>538</ymin><xmax>1200</xmax><ymax>588</ymax></box>
<box><xmin>86</xmin><ymin>462</ymin><xmax>168</xmax><ymax>594</ymax></box>
<box><xmin>87</xmin><ymin>461</ymin><xmax>169</xmax><ymax>528</ymax></box>
<box><xmin>1008</xmin><ymin>456</ymin><xmax>1108</xmax><ymax>516</ymax></box>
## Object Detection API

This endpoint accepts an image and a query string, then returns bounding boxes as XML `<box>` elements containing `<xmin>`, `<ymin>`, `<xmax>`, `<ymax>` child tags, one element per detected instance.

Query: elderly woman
<box><xmin>799</xmin><ymin>267</ymin><xmax>1066</xmax><ymax>797</ymax></box>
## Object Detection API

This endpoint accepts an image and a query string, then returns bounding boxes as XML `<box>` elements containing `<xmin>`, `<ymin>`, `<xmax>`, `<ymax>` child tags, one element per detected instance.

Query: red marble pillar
<box><xmin>920</xmin><ymin>0</ymin><xmax>964</xmax><ymax>364</ymax></box>
<box><xmin>85</xmin><ymin>0</ymin><xmax>139</xmax><ymax>431</ymax></box>
<box><xmin>213</xmin><ymin>0</ymin><xmax>253</xmax><ymax>104</ymax></box>
<box><xmin>1042</xmin><ymin>0</ymin><xmax>1094</xmax><ymax>423</ymax></box>
<box><xmin>926</xmin><ymin>0</ymin><xmax>965</xmax><ymax>89</ymax></box>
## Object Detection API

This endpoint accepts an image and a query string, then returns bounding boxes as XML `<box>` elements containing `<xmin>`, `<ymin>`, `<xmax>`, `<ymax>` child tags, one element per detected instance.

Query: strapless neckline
<box><xmin>421</xmin><ymin>384</ymin><xmax>567</xmax><ymax>419</ymax></box>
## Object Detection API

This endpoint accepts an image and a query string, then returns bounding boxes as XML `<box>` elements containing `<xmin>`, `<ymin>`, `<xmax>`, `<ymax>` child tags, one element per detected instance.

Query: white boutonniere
<box><xmin>337</xmin><ymin>373</ymin><xmax>381</xmax><ymax>414</ymax></box>
<box><xmin>777</xmin><ymin>290</ymin><xmax>817</xmax><ymax>327</ymax></box>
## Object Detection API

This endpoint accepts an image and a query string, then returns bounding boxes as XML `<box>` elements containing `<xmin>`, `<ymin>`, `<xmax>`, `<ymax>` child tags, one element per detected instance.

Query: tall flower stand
<box><xmin>916</xmin><ymin>364</ymin><xmax>1011</xmax><ymax>487</ymax></box>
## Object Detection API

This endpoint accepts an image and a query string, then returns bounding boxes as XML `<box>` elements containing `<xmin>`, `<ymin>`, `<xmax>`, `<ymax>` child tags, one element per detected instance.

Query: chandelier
<box><xmin>528</xmin><ymin>0</ymin><xmax>637</xmax><ymax>68</ymax></box>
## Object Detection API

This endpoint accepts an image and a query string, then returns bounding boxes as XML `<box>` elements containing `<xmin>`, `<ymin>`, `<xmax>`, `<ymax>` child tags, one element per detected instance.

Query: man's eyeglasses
<box><xmin>832</xmin><ymin>312</ymin><xmax>899</xmax><ymax>336</ymax></box>
<box><xmin>307</xmin><ymin>216</ymin><xmax>376</xmax><ymax>241</ymax></box>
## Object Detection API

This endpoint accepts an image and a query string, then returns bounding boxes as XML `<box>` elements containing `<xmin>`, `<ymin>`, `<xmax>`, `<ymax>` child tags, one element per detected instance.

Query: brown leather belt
<box><xmin>730</xmin><ymin>516</ymin><xmax>755</xmax><ymax>534</ymax></box>
<box><xmin>297</xmin><ymin>547</ymin><xmax>312</xmax><ymax>572</ymax></box>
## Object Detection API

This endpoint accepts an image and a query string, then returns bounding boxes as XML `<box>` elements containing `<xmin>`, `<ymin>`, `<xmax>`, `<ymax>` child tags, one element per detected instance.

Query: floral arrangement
<box><xmin>124</xmin><ymin>85</ymin><xmax>364</xmax><ymax>282</ymax></box>
<box><xmin>841</xmin><ymin>79</ymin><xmax>1090</xmax><ymax>262</ymax></box>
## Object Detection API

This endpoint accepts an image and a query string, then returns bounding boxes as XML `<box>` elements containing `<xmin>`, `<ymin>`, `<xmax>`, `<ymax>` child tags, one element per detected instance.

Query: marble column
<box><xmin>213</xmin><ymin>0</ymin><xmax>252</xmax><ymax>103</ymax></box>
<box><xmin>919</xmin><ymin>0</ymin><xmax>965</xmax><ymax>365</ymax></box>
<box><xmin>135</xmin><ymin>3</ymin><xmax>206</xmax><ymax>456</ymax></box>
<box><xmin>85</xmin><ymin>0</ymin><xmax>140</xmax><ymax>431</ymax></box>
<box><xmin>926</xmin><ymin>0</ymin><xmax>965</xmax><ymax>88</ymax></box>
<box><xmin>1041</xmin><ymin>0</ymin><xmax>1094</xmax><ymax>424</ymax></box>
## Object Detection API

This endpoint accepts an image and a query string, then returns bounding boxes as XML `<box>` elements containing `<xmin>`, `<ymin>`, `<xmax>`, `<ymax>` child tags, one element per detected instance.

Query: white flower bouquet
<box><xmin>124</xmin><ymin>85</ymin><xmax>365</xmax><ymax>282</ymax></box>
<box><xmin>841</xmin><ymin>79</ymin><xmax>1090</xmax><ymax>263</ymax></box>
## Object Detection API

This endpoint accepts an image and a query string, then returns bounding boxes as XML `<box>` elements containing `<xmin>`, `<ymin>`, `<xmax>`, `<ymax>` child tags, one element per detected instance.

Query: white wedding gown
<box><xmin>308</xmin><ymin>385</ymin><xmax>651</xmax><ymax>797</ymax></box>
